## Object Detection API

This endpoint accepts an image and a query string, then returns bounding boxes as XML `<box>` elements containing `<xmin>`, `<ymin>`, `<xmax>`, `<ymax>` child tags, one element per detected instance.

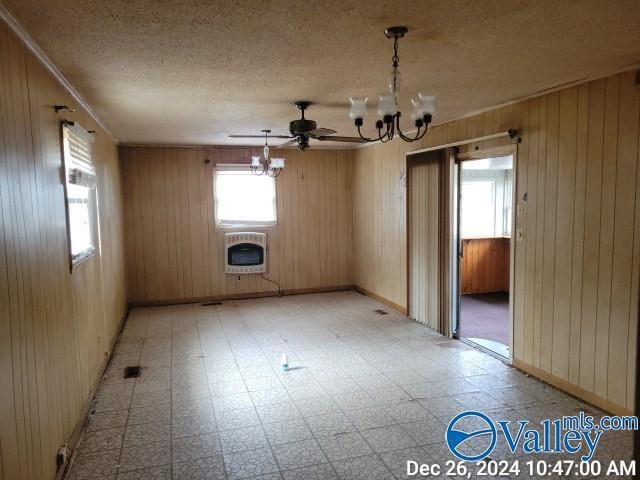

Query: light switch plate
<box><xmin>516</xmin><ymin>228</ymin><xmax>524</xmax><ymax>242</ymax></box>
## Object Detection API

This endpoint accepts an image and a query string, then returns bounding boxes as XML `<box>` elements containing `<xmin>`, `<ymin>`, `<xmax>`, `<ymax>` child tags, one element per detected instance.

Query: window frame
<box><xmin>213</xmin><ymin>164</ymin><xmax>278</xmax><ymax>230</ymax></box>
<box><xmin>61</xmin><ymin>121</ymin><xmax>98</xmax><ymax>272</ymax></box>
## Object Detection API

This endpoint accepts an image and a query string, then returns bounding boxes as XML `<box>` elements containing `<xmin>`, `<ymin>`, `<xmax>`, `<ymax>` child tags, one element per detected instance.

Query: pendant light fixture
<box><xmin>250</xmin><ymin>129</ymin><xmax>285</xmax><ymax>177</ymax></box>
<box><xmin>348</xmin><ymin>26</ymin><xmax>436</xmax><ymax>143</ymax></box>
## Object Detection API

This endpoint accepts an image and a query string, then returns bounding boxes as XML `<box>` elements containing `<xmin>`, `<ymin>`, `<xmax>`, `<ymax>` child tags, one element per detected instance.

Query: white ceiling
<box><xmin>4</xmin><ymin>0</ymin><xmax>640</xmax><ymax>147</ymax></box>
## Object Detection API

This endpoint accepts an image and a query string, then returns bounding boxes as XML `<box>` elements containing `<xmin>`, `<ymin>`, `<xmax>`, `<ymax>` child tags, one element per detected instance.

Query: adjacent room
<box><xmin>457</xmin><ymin>155</ymin><xmax>513</xmax><ymax>358</ymax></box>
<box><xmin>1</xmin><ymin>1</ymin><xmax>640</xmax><ymax>479</ymax></box>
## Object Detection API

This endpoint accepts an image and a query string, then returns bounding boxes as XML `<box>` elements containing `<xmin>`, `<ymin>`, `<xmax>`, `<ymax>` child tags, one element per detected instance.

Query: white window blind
<box><xmin>63</xmin><ymin>121</ymin><xmax>96</xmax><ymax>187</ymax></box>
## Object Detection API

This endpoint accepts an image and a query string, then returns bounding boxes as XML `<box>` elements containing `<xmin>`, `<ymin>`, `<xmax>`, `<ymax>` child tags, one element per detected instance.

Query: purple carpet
<box><xmin>459</xmin><ymin>292</ymin><xmax>509</xmax><ymax>346</ymax></box>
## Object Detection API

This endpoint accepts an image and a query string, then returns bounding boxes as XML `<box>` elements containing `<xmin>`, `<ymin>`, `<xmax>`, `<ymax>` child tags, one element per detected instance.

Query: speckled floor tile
<box><xmin>172</xmin><ymin>454</ymin><xmax>226</xmax><ymax>479</ymax></box>
<box><xmin>78</xmin><ymin>427</ymin><xmax>124</xmax><ymax>453</ymax></box>
<box><xmin>86</xmin><ymin>410</ymin><xmax>129</xmax><ymax>432</ymax></box>
<box><xmin>281</xmin><ymin>463</ymin><xmax>338</xmax><ymax>480</ymax></box>
<box><xmin>262</xmin><ymin>418</ymin><xmax>314</xmax><ymax>445</ymax></box>
<box><xmin>359</xmin><ymin>424</ymin><xmax>417</xmax><ymax>453</ymax></box>
<box><xmin>173</xmin><ymin>414</ymin><xmax>217</xmax><ymax>439</ymax></box>
<box><xmin>219</xmin><ymin>425</ymin><xmax>269</xmax><ymax>453</ymax></box>
<box><xmin>317</xmin><ymin>432</ymin><xmax>373</xmax><ymax>461</ymax></box>
<box><xmin>116</xmin><ymin>464</ymin><xmax>172</xmax><ymax>479</ymax></box>
<box><xmin>331</xmin><ymin>453</ymin><xmax>393</xmax><ymax>480</ymax></box>
<box><xmin>272</xmin><ymin>439</ymin><xmax>327</xmax><ymax>470</ymax></box>
<box><xmin>173</xmin><ymin>433</ymin><xmax>223</xmax><ymax>462</ymax></box>
<box><xmin>305</xmin><ymin>412</ymin><xmax>355</xmax><ymax>438</ymax></box>
<box><xmin>223</xmin><ymin>447</ymin><xmax>279</xmax><ymax>480</ymax></box>
<box><xmin>119</xmin><ymin>440</ymin><xmax>171</xmax><ymax>472</ymax></box>
<box><xmin>68</xmin><ymin>448</ymin><xmax>120</xmax><ymax>479</ymax></box>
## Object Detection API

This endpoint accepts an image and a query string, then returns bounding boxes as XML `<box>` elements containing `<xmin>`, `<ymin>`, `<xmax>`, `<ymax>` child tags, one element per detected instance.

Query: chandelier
<box><xmin>348</xmin><ymin>26</ymin><xmax>436</xmax><ymax>143</ymax></box>
<box><xmin>250</xmin><ymin>129</ymin><xmax>285</xmax><ymax>177</ymax></box>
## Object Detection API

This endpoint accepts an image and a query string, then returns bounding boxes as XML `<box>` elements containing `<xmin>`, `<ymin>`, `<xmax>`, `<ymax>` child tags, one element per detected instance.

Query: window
<box><xmin>461</xmin><ymin>180</ymin><xmax>496</xmax><ymax>238</ymax></box>
<box><xmin>214</xmin><ymin>167</ymin><xmax>277</xmax><ymax>228</ymax></box>
<box><xmin>61</xmin><ymin>122</ymin><xmax>97</xmax><ymax>270</ymax></box>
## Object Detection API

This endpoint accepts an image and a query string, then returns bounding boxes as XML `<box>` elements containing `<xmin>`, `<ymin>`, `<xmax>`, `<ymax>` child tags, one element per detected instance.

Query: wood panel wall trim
<box><xmin>129</xmin><ymin>285</ymin><xmax>355</xmax><ymax>308</ymax></box>
<box><xmin>513</xmin><ymin>359</ymin><xmax>633</xmax><ymax>416</ymax></box>
<box><xmin>354</xmin><ymin>286</ymin><xmax>408</xmax><ymax>315</ymax></box>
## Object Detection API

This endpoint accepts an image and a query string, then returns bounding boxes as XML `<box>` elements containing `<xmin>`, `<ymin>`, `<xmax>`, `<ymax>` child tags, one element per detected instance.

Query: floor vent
<box><xmin>124</xmin><ymin>366</ymin><xmax>141</xmax><ymax>378</ymax></box>
<box><xmin>202</xmin><ymin>301</ymin><xmax>223</xmax><ymax>306</ymax></box>
<box><xmin>374</xmin><ymin>309</ymin><xmax>388</xmax><ymax>315</ymax></box>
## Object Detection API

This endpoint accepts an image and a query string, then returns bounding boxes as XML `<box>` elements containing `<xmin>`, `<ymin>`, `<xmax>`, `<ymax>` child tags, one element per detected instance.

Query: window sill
<box><xmin>71</xmin><ymin>247</ymin><xmax>96</xmax><ymax>272</ymax></box>
<box><xmin>216</xmin><ymin>224</ymin><xmax>277</xmax><ymax>231</ymax></box>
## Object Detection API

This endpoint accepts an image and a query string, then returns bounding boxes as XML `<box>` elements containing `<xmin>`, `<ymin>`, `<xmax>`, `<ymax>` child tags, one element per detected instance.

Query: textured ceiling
<box><xmin>5</xmin><ymin>0</ymin><xmax>640</xmax><ymax>147</ymax></box>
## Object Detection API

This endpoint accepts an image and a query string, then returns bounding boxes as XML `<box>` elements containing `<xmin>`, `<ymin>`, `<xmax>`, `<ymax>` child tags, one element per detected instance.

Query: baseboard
<box><xmin>128</xmin><ymin>285</ymin><xmax>355</xmax><ymax>308</ymax></box>
<box><xmin>58</xmin><ymin>306</ymin><xmax>130</xmax><ymax>480</ymax></box>
<box><xmin>512</xmin><ymin>359</ymin><xmax>633</xmax><ymax>416</ymax></box>
<box><xmin>354</xmin><ymin>286</ymin><xmax>408</xmax><ymax>315</ymax></box>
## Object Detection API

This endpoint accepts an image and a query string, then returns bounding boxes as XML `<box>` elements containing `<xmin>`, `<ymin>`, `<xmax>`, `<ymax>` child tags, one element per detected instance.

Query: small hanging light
<box><xmin>250</xmin><ymin>129</ymin><xmax>285</xmax><ymax>177</ymax></box>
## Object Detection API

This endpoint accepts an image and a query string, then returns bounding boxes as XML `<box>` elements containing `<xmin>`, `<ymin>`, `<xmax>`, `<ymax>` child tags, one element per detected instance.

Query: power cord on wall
<box><xmin>261</xmin><ymin>273</ymin><xmax>283</xmax><ymax>297</ymax></box>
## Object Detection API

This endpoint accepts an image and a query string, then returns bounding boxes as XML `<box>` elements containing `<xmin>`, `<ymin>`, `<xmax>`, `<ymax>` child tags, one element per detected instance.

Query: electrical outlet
<box><xmin>57</xmin><ymin>445</ymin><xmax>69</xmax><ymax>467</ymax></box>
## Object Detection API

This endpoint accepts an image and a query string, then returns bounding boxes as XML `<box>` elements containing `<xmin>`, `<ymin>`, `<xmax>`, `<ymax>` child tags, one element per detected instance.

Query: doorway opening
<box><xmin>455</xmin><ymin>155</ymin><xmax>513</xmax><ymax>358</ymax></box>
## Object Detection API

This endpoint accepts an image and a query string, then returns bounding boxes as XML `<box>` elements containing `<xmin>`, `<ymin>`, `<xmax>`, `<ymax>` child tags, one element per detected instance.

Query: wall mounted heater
<box><xmin>225</xmin><ymin>232</ymin><xmax>267</xmax><ymax>274</ymax></box>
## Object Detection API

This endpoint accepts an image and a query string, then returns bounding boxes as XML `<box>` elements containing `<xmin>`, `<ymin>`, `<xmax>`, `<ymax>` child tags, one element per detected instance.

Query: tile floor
<box><xmin>66</xmin><ymin>291</ymin><xmax>633</xmax><ymax>480</ymax></box>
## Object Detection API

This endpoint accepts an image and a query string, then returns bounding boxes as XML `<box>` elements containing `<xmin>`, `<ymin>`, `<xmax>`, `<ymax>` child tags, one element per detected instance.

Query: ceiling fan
<box><xmin>229</xmin><ymin>101</ymin><xmax>366</xmax><ymax>150</ymax></box>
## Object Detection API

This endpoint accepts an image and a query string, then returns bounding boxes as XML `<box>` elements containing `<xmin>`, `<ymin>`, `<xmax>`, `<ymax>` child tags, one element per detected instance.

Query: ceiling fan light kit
<box><xmin>349</xmin><ymin>26</ymin><xmax>436</xmax><ymax>144</ymax></box>
<box><xmin>250</xmin><ymin>129</ymin><xmax>285</xmax><ymax>177</ymax></box>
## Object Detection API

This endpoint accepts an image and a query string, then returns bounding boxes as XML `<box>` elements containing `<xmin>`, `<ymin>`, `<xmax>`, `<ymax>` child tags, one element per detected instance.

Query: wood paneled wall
<box><xmin>461</xmin><ymin>238</ymin><xmax>510</xmax><ymax>294</ymax></box>
<box><xmin>0</xmin><ymin>20</ymin><xmax>127</xmax><ymax>480</ymax></box>
<box><xmin>353</xmin><ymin>70</ymin><xmax>640</xmax><ymax>412</ymax></box>
<box><xmin>120</xmin><ymin>147</ymin><xmax>354</xmax><ymax>304</ymax></box>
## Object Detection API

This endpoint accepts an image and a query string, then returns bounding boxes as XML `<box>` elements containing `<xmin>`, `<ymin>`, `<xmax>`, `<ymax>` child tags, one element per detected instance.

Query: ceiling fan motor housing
<box><xmin>289</xmin><ymin>119</ymin><xmax>317</xmax><ymax>136</ymax></box>
<box><xmin>296</xmin><ymin>136</ymin><xmax>310</xmax><ymax>150</ymax></box>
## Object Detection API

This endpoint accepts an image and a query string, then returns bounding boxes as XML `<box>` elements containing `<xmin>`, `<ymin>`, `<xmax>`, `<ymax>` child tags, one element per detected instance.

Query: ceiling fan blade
<box><xmin>228</xmin><ymin>134</ymin><xmax>293</xmax><ymax>138</ymax></box>
<box><xmin>316</xmin><ymin>135</ymin><xmax>366</xmax><ymax>143</ymax></box>
<box><xmin>306</xmin><ymin>128</ymin><xmax>337</xmax><ymax>138</ymax></box>
<box><xmin>279</xmin><ymin>138</ymin><xmax>298</xmax><ymax>148</ymax></box>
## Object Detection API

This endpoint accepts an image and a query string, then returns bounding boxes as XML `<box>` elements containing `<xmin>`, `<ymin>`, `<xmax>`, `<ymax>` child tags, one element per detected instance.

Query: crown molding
<box><xmin>0</xmin><ymin>2</ymin><xmax>117</xmax><ymax>142</ymax></box>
